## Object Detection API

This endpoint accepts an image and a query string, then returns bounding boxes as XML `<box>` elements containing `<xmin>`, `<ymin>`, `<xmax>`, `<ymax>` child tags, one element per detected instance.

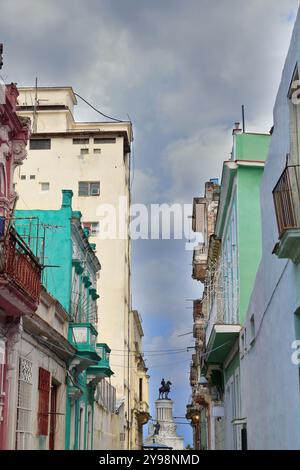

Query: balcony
<box><xmin>193</xmin><ymin>299</ymin><xmax>203</xmax><ymax>322</ymax></box>
<box><xmin>0</xmin><ymin>228</ymin><xmax>41</xmax><ymax>315</ymax></box>
<box><xmin>205</xmin><ymin>292</ymin><xmax>241</xmax><ymax>365</ymax></box>
<box><xmin>192</xmin><ymin>244</ymin><xmax>207</xmax><ymax>283</ymax></box>
<box><xmin>190</xmin><ymin>364</ymin><xmax>198</xmax><ymax>387</ymax></box>
<box><xmin>87</xmin><ymin>343</ymin><xmax>114</xmax><ymax>385</ymax></box>
<box><xmin>136</xmin><ymin>401</ymin><xmax>151</xmax><ymax>425</ymax></box>
<box><xmin>193</xmin><ymin>318</ymin><xmax>205</xmax><ymax>343</ymax></box>
<box><xmin>69</xmin><ymin>323</ymin><xmax>100</xmax><ymax>372</ymax></box>
<box><xmin>273</xmin><ymin>164</ymin><xmax>300</xmax><ymax>263</ymax></box>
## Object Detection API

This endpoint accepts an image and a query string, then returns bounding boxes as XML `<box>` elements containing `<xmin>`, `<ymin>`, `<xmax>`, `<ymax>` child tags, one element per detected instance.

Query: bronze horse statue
<box><xmin>158</xmin><ymin>380</ymin><xmax>172</xmax><ymax>400</ymax></box>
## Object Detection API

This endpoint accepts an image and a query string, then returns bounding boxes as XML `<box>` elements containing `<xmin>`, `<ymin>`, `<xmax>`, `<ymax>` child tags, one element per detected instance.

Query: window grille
<box><xmin>15</xmin><ymin>358</ymin><xmax>33</xmax><ymax>450</ymax></box>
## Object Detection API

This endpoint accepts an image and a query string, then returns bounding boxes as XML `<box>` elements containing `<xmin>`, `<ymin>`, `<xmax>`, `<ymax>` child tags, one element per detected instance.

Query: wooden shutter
<box><xmin>37</xmin><ymin>367</ymin><xmax>50</xmax><ymax>436</ymax></box>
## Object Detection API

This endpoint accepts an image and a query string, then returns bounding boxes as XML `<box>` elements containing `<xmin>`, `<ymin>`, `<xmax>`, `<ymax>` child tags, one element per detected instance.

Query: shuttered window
<box><xmin>37</xmin><ymin>367</ymin><xmax>51</xmax><ymax>436</ymax></box>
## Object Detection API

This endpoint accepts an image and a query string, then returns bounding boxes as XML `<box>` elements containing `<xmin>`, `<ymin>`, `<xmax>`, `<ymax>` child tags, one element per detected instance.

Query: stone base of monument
<box><xmin>144</xmin><ymin>400</ymin><xmax>185</xmax><ymax>450</ymax></box>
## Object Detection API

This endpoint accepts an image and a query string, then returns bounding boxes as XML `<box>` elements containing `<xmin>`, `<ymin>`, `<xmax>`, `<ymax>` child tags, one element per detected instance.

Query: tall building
<box><xmin>15</xmin><ymin>87</ymin><xmax>134</xmax><ymax>447</ymax></box>
<box><xmin>240</xmin><ymin>7</ymin><xmax>300</xmax><ymax>449</ymax></box>
<box><xmin>0</xmin><ymin>83</ymin><xmax>42</xmax><ymax>449</ymax></box>
<box><xmin>187</xmin><ymin>129</ymin><xmax>270</xmax><ymax>450</ymax></box>
<box><xmin>186</xmin><ymin>179</ymin><xmax>220</xmax><ymax>450</ymax></box>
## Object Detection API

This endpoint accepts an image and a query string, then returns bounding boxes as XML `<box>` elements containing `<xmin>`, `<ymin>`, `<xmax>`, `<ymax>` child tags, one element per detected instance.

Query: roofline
<box><xmin>18</xmin><ymin>86</ymin><xmax>77</xmax><ymax>104</ymax></box>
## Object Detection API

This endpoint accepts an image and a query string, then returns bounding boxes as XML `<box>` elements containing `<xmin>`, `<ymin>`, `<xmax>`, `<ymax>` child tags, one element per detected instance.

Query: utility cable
<box><xmin>74</xmin><ymin>92</ymin><xmax>125</xmax><ymax>123</ymax></box>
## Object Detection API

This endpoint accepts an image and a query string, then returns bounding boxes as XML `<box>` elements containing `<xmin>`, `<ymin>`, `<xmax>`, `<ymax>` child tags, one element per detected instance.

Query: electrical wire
<box><xmin>74</xmin><ymin>92</ymin><xmax>125</xmax><ymax>123</ymax></box>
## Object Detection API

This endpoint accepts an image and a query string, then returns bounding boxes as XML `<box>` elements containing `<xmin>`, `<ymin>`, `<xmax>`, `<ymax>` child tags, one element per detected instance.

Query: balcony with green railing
<box><xmin>87</xmin><ymin>343</ymin><xmax>114</xmax><ymax>385</ymax></box>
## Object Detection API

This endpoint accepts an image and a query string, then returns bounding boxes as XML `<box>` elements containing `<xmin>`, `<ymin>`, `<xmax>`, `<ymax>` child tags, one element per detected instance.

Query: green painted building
<box><xmin>15</xmin><ymin>190</ymin><xmax>113</xmax><ymax>450</ymax></box>
<box><xmin>203</xmin><ymin>132</ymin><xmax>270</xmax><ymax>450</ymax></box>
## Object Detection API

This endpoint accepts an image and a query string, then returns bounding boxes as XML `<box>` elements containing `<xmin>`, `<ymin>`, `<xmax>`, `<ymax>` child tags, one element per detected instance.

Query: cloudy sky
<box><xmin>1</xmin><ymin>0</ymin><xmax>299</xmax><ymax>445</ymax></box>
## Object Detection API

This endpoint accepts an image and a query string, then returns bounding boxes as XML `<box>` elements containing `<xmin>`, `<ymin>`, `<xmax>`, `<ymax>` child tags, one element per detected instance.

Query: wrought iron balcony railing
<box><xmin>273</xmin><ymin>164</ymin><xmax>300</xmax><ymax>238</ymax></box>
<box><xmin>0</xmin><ymin>228</ymin><xmax>41</xmax><ymax>312</ymax></box>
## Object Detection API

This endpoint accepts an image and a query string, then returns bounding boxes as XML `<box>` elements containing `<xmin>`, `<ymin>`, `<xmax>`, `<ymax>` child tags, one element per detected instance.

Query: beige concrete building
<box><xmin>15</xmin><ymin>86</ymin><xmax>135</xmax><ymax>448</ymax></box>
<box><xmin>128</xmin><ymin>310</ymin><xmax>150</xmax><ymax>449</ymax></box>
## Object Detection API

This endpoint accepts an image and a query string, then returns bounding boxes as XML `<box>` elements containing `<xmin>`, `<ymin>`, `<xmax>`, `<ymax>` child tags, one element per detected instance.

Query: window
<box><xmin>83</xmin><ymin>222</ymin><xmax>99</xmax><ymax>236</ymax></box>
<box><xmin>139</xmin><ymin>378</ymin><xmax>143</xmax><ymax>402</ymax></box>
<box><xmin>15</xmin><ymin>358</ymin><xmax>33</xmax><ymax>450</ymax></box>
<box><xmin>13</xmin><ymin>183</ymin><xmax>16</xmax><ymax>190</ymax></box>
<box><xmin>78</xmin><ymin>181</ymin><xmax>100</xmax><ymax>197</ymax></box>
<box><xmin>30</xmin><ymin>175</ymin><xmax>35</xmax><ymax>180</ymax></box>
<box><xmin>78</xmin><ymin>407</ymin><xmax>84</xmax><ymax>450</ymax></box>
<box><xmin>250</xmin><ymin>315</ymin><xmax>255</xmax><ymax>345</ymax></box>
<box><xmin>30</xmin><ymin>139</ymin><xmax>51</xmax><ymax>150</ymax></box>
<box><xmin>93</xmin><ymin>148</ymin><xmax>101</xmax><ymax>154</ymax></box>
<box><xmin>21</xmin><ymin>175</ymin><xmax>26</xmax><ymax>180</ymax></box>
<box><xmin>94</xmin><ymin>137</ymin><xmax>116</xmax><ymax>144</ymax></box>
<box><xmin>73</xmin><ymin>138</ymin><xmax>89</xmax><ymax>145</ymax></box>
<box><xmin>40</xmin><ymin>182</ymin><xmax>50</xmax><ymax>192</ymax></box>
<box><xmin>37</xmin><ymin>367</ymin><xmax>50</xmax><ymax>436</ymax></box>
<box><xmin>80</xmin><ymin>148</ymin><xmax>89</xmax><ymax>155</ymax></box>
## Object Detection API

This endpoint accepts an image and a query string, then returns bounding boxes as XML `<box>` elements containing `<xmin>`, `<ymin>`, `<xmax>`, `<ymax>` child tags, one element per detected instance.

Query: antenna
<box><xmin>242</xmin><ymin>104</ymin><xmax>246</xmax><ymax>133</ymax></box>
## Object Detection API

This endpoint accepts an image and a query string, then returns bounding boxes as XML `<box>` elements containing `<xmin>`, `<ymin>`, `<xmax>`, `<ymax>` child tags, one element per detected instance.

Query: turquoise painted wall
<box><xmin>15</xmin><ymin>193</ymin><xmax>73</xmax><ymax>313</ymax></box>
<box><xmin>235</xmin><ymin>133</ymin><xmax>270</xmax><ymax>162</ymax></box>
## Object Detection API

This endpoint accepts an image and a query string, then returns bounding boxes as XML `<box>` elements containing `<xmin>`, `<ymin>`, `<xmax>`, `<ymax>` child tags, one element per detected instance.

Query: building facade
<box><xmin>187</xmin><ymin>131</ymin><xmax>270</xmax><ymax>450</ymax></box>
<box><xmin>15</xmin><ymin>190</ymin><xmax>115</xmax><ymax>449</ymax></box>
<box><xmin>240</xmin><ymin>8</ymin><xmax>300</xmax><ymax>449</ymax></box>
<box><xmin>15</xmin><ymin>87</ymin><xmax>134</xmax><ymax>448</ymax></box>
<box><xmin>186</xmin><ymin>180</ymin><xmax>220</xmax><ymax>450</ymax></box>
<box><xmin>6</xmin><ymin>287</ymin><xmax>74</xmax><ymax>450</ymax></box>
<box><xmin>128</xmin><ymin>310</ymin><xmax>150</xmax><ymax>450</ymax></box>
<box><xmin>0</xmin><ymin>83</ymin><xmax>42</xmax><ymax>449</ymax></box>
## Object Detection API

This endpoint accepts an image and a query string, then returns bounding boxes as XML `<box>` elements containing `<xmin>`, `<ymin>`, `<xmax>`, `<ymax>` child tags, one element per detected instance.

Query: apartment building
<box><xmin>15</xmin><ymin>87</ymin><xmax>133</xmax><ymax>447</ymax></box>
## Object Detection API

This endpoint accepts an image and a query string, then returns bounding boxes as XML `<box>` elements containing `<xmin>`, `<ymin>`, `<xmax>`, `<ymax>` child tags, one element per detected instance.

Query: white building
<box><xmin>15</xmin><ymin>87</ymin><xmax>134</xmax><ymax>448</ymax></box>
<box><xmin>241</xmin><ymin>8</ymin><xmax>300</xmax><ymax>450</ymax></box>
<box><xmin>6</xmin><ymin>287</ymin><xmax>74</xmax><ymax>450</ymax></box>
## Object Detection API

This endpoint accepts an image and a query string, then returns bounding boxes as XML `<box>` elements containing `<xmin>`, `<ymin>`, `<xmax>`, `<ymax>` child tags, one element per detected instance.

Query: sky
<box><xmin>1</xmin><ymin>0</ymin><xmax>299</xmax><ymax>446</ymax></box>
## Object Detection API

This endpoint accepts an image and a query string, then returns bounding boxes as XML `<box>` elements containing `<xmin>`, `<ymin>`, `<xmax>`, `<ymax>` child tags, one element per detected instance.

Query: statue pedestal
<box><xmin>144</xmin><ymin>399</ymin><xmax>185</xmax><ymax>450</ymax></box>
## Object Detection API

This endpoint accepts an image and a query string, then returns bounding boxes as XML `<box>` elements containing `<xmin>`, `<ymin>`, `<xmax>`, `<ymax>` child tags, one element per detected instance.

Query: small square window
<box><xmin>93</xmin><ymin>148</ymin><xmax>101</xmax><ymax>154</ymax></box>
<box><xmin>80</xmin><ymin>148</ymin><xmax>89</xmax><ymax>155</ymax></box>
<box><xmin>30</xmin><ymin>175</ymin><xmax>35</xmax><ymax>180</ymax></box>
<box><xmin>40</xmin><ymin>182</ymin><xmax>50</xmax><ymax>191</ymax></box>
<box><xmin>90</xmin><ymin>182</ymin><xmax>100</xmax><ymax>196</ymax></box>
<box><xmin>13</xmin><ymin>183</ymin><xmax>17</xmax><ymax>190</ymax></box>
<box><xmin>21</xmin><ymin>175</ymin><xmax>26</xmax><ymax>180</ymax></box>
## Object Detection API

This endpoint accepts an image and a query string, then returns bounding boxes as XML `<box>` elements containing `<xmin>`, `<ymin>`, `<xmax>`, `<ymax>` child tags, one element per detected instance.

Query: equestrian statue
<box><xmin>158</xmin><ymin>378</ymin><xmax>172</xmax><ymax>400</ymax></box>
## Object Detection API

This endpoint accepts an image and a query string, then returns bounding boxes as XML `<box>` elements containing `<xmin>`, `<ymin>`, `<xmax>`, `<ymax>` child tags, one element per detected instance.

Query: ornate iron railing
<box><xmin>1</xmin><ymin>229</ymin><xmax>41</xmax><ymax>302</ymax></box>
<box><xmin>273</xmin><ymin>164</ymin><xmax>300</xmax><ymax>237</ymax></box>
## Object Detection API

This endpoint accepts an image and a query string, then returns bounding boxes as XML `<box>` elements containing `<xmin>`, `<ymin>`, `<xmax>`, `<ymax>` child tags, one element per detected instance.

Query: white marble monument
<box><xmin>144</xmin><ymin>399</ymin><xmax>185</xmax><ymax>450</ymax></box>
